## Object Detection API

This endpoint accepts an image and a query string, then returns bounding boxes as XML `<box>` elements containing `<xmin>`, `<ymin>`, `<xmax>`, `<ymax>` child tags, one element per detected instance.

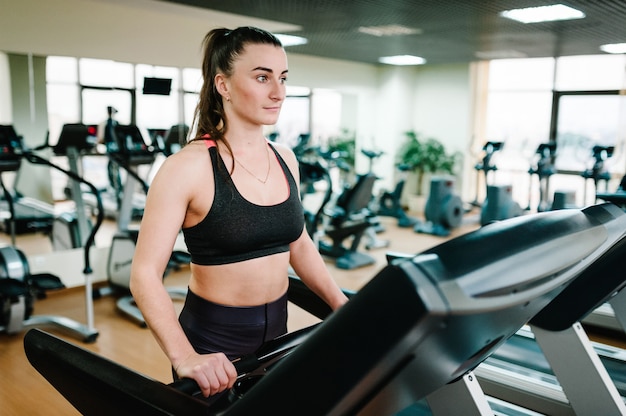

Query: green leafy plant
<box><xmin>398</xmin><ymin>131</ymin><xmax>460</xmax><ymax>195</ymax></box>
<box><xmin>326</xmin><ymin>129</ymin><xmax>356</xmax><ymax>168</ymax></box>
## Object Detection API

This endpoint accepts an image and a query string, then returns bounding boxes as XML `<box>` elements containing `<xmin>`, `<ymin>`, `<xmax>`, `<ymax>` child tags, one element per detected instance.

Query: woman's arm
<box><xmin>289</xmin><ymin>230</ymin><xmax>349</xmax><ymax>310</ymax></box>
<box><xmin>129</xmin><ymin>149</ymin><xmax>236</xmax><ymax>396</ymax></box>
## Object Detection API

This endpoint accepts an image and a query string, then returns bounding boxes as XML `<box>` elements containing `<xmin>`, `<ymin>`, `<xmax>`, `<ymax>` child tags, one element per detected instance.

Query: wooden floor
<box><xmin>1</xmin><ymin>210</ymin><xmax>625</xmax><ymax>415</ymax></box>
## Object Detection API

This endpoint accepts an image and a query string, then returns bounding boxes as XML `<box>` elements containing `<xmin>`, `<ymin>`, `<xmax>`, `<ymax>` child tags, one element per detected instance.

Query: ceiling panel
<box><xmin>159</xmin><ymin>0</ymin><xmax>626</xmax><ymax>65</ymax></box>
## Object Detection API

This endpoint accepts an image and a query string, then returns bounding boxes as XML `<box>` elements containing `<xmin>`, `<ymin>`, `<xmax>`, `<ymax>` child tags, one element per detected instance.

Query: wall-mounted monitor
<box><xmin>142</xmin><ymin>77</ymin><xmax>172</xmax><ymax>95</ymax></box>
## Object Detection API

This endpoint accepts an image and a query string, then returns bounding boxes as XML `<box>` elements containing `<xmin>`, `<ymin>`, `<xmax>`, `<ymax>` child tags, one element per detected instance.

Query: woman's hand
<box><xmin>175</xmin><ymin>352</ymin><xmax>238</xmax><ymax>397</ymax></box>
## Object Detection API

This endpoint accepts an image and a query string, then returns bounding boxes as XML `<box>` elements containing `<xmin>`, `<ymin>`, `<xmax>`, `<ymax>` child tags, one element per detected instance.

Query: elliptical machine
<box><xmin>471</xmin><ymin>141</ymin><xmax>503</xmax><ymax>207</ymax></box>
<box><xmin>527</xmin><ymin>142</ymin><xmax>556</xmax><ymax>212</ymax></box>
<box><xmin>472</xmin><ymin>141</ymin><xmax>523</xmax><ymax>225</ymax></box>
<box><xmin>581</xmin><ymin>145</ymin><xmax>614</xmax><ymax>205</ymax></box>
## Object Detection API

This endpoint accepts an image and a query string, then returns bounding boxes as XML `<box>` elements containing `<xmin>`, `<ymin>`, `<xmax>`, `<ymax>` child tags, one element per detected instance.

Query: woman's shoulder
<box><xmin>268</xmin><ymin>140</ymin><xmax>300</xmax><ymax>182</ymax></box>
<box><xmin>170</xmin><ymin>140</ymin><xmax>210</xmax><ymax>162</ymax></box>
<box><xmin>269</xmin><ymin>140</ymin><xmax>297</xmax><ymax>164</ymax></box>
<box><xmin>154</xmin><ymin>141</ymin><xmax>211</xmax><ymax>180</ymax></box>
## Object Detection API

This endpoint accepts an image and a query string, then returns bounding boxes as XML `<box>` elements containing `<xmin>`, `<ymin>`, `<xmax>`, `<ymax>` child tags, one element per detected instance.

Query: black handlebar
<box><xmin>168</xmin><ymin>323</ymin><xmax>320</xmax><ymax>397</ymax></box>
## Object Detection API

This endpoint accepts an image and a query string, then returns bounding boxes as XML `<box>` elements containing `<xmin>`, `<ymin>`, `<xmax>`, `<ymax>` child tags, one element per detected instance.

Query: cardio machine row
<box><xmin>0</xmin><ymin>122</ymin><xmax>188</xmax><ymax>340</ymax></box>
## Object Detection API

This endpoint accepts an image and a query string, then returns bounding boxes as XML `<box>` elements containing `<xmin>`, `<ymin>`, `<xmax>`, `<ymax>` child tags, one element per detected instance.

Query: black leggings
<box><xmin>178</xmin><ymin>288</ymin><xmax>288</xmax><ymax>362</ymax></box>
<box><xmin>175</xmin><ymin>289</ymin><xmax>288</xmax><ymax>404</ymax></box>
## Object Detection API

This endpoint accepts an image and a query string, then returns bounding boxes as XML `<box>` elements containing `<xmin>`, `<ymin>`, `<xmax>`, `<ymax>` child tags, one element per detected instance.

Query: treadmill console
<box><xmin>0</xmin><ymin>125</ymin><xmax>22</xmax><ymax>172</ymax></box>
<box><xmin>53</xmin><ymin>123</ymin><xmax>97</xmax><ymax>156</ymax></box>
<box><xmin>110</xmin><ymin>124</ymin><xmax>155</xmax><ymax>166</ymax></box>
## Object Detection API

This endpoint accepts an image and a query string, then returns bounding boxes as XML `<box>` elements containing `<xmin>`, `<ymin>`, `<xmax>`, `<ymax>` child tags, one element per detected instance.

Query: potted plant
<box><xmin>325</xmin><ymin>129</ymin><xmax>357</xmax><ymax>184</ymax></box>
<box><xmin>397</xmin><ymin>131</ymin><xmax>460</xmax><ymax>197</ymax></box>
<box><xmin>326</xmin><ymin>129</ymin><xmax>356</xmax><ymax>167</ymax></box>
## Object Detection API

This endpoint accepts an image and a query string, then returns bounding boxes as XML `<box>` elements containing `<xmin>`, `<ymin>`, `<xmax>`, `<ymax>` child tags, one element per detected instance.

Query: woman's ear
<box><xmin>214</xmin><ymin>73</ymin><xmax>229</xmax><ymax>101</ymax></box>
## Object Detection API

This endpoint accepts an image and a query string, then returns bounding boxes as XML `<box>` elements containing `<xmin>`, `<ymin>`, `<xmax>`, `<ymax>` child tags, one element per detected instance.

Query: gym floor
<box><xmin>1</xmin><ymin>209</ymin><xmax>625</xmax><ymax>415</ymax></box>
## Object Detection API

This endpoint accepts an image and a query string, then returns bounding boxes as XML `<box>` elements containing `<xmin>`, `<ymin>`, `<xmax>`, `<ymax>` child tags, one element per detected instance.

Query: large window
<box><xmin>484</xmin><ymin>54</ymin><xmax>626</xmax><ymax>207</ymax></box>
<box><xmin>135</xmin><ymin>64</ymin><xmax>180</xmax><ymax>130</ymax></box>
<box><xmin>47</xmin><ymin>57</ymin><xmax>313</xmax><ymax>142</ymax></box>
<box><xmin>274</xmin><ymin>86</ymin><xmax>312</xmax><ymax>148</ymax></box>
<box><xmin>485</xmin><ymin>57</ymin><xmax>555</xmax><ymax>167</ymax></box>
<box><xmin>45</xmin><ymin>56</ymin><xmax>315</xmax><ymax>200</ymax></box>
<box><xmin>553</xmin><ymin>92</ymin><xmax>625</xmax><ymax>172</ymax></box>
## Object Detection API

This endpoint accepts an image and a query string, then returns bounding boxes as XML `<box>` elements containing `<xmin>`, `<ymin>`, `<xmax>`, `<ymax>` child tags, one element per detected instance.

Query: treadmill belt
<box><xmin>485</xmin><ymin>332</ymin><xmax>626</xmax><ymax>395</ymax></box>
<box><xmin>0</xmin><ymin>199</ymin><xmax>54</xmax><ymax>234</ymax></box>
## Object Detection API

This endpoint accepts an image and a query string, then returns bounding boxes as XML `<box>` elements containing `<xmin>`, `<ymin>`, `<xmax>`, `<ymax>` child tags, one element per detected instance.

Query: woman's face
<box><xmin>219</xmin><ymin>43</ymin><xmax>288</xmax><ymax>129</ymax></box>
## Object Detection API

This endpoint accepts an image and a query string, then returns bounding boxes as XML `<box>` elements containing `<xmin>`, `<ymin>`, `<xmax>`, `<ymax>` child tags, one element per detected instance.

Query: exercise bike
<box><xmin>358</xmin><ymin>148</ymin><xmax>389</xmax><ymax>250</ymax></box>
<box><xmin>376</xmin><ymin>162</ymin><xmax>418</xmax><ymax>228</ymax></box>
<box><xmin>299</xmin><ymin>148</ymin><xmax>377</xmax><ymax>270</ymax></box>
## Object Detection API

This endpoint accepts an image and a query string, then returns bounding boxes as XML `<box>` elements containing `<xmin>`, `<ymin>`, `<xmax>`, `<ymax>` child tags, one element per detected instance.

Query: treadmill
<box><xmin>25</xmin><ymin>203</ymin><xmax>626</xmax><ymax>415</ymax></box>
<box><xmin>475</xmin><ymin>202</ymin><xmax>626</xmax><ymax>415</ymax></box>
<box><xmin>98</xmin><ymin>123</ymin><xmax>189</xmax><ymax>327</ymax></box>
<box><xmin>0</xmin><ymin>125</ymin><xmax>55</xmax><ymax>235</ymax></box>
<box><xmin>587</xmin><ymin>189</ymin><xmax>626</xmax><ymax>332</ymax></box>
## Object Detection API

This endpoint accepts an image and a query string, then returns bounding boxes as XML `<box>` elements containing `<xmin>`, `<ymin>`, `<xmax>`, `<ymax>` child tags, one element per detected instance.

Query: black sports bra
<box><xmin>182</xmin><ymin>139</ymin><xmax>304</xmax><ymax>265</ymax></box>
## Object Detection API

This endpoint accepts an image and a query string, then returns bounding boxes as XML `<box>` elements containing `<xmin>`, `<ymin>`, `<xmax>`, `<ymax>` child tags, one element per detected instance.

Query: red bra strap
<box><xmin>202</xmin><ymin>134</ymin><xmax>216</xmax><ymax>148</ymax></box>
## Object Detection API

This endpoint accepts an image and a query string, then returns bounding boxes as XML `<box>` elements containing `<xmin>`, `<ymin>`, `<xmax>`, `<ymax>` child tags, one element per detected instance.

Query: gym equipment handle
<box><xmin>169</xmin><ymin>323</ymin><xmax>319</xmax><ymax>396</ymax></box>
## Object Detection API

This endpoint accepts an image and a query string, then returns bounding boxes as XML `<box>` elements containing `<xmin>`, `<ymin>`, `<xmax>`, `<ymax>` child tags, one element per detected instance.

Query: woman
<box><xmin>130</xmin><ymin>26</ymin><xmax>348</xmax><ymax>399</ymax></box>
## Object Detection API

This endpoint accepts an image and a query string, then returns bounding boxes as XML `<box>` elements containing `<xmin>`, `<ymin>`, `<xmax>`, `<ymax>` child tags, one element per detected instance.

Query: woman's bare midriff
<box><xmin>187</xmin><ymin>251</ymin><xmax>291</xmax><ymax>307</ymax></box>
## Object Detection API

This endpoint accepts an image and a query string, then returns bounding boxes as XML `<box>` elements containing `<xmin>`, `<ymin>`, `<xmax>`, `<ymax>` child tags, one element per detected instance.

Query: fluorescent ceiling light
<box><xmin>475</xmin><ymin>50</ymin><xmax>528</xmax><ymax>59</ymax></box>
<box><xmin>275</xmin><ymin>34</ymin><xmax>308</xmax><ymax>47</ymax></box>
<box><xmin>378</xmin><ymin>55</ymin><xmax>426</xmax><ymax>66</ymax></box>
<box><xmin>358</xmin><ymin>25</ymin><xmax>422</xmax><ymax>37</ymax></box>
<box><xmin>500</xmin><ymin>4</ymin><xmax>585</xmax><ymax>24</ymax></box>
<box><xmin>600</xmin><ymin>43</ymin><xmax>626</xmax><ymax>54</ymax></box>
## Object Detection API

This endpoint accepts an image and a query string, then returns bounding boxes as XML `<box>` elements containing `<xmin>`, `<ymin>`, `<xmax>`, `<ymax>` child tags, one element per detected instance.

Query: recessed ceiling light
<box><xmin>600</xmin><ymin>43</ymin><xmax>626</xmax><ymax>54</ymax></box>
<box><xmin>275</xmin><ymin>34</ymin><xmax>308</xmax><ymax>47</ymax></box>
<box><xmin>500</xmin><ymin>4</ymin><xmax>585</xmax><ymax>24</ymax></box>
<box><xmin>475</xmin><ymin>50</ymin><xmax>528</xmax><ymax>59</ymax></box>
<box><xmin>378</xmin><ymin>55</ymin><xmax>426</xmax><ymax>66</ymax></box>
<box><xmin>358</xmin><ymin>25</ymin><xmax>422</xmax><ymax>37</ymax></box>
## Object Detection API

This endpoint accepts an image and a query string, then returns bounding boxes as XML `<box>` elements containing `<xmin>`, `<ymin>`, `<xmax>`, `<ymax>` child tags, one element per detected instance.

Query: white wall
<box><xmin>412</xmin><ymin>63</ymin><xmax>474</xmax><ymax>199</ymax></box>
<box><xmin>413</xmin><ymin>63</ymin><xmax>472</xmax><ymax>154</ymax></box>
<box><xmin>0</xmin><ymin>0</ymin><xmax>297</xmax><ymax>68</ymax></box>
<box><xmin>0</xmin><ymin>53</ymin><xmax>11</xmax><ymax>123</ymax></box>
<box><xmin>7</xmin><ymin>54</ymin><xmax>54</xmax><ymax>203</ymax></box>
<box><xmin>369</xmin><ymin>66</ymin><xmax>418</xmax><ymax>189</ymax></box>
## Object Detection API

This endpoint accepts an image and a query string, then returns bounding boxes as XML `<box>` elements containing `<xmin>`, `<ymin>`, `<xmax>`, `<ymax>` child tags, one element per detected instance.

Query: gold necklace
<box><xmin>234</xmin><ymin>143</ymin><xmax>271</xmax><ymax>184</ymax></box>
